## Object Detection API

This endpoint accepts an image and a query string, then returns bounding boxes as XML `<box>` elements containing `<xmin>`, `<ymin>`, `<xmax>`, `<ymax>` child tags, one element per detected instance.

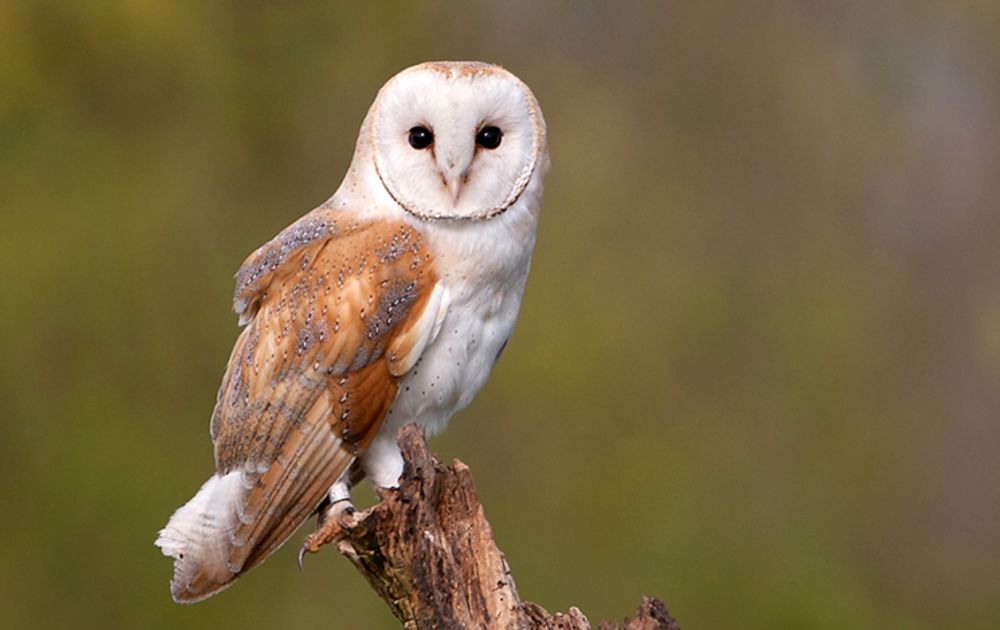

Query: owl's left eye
<box><xmin>475</xmin><ymin>126</ymin><xmax>503</xmax><ymax>149</ymax></box>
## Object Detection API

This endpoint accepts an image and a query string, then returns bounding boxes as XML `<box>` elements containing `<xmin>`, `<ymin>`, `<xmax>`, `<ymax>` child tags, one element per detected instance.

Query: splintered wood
<box><xmin>313</xmin><ymin>424</ymin><xmax>681</xmax><ymax>629</ymax></box>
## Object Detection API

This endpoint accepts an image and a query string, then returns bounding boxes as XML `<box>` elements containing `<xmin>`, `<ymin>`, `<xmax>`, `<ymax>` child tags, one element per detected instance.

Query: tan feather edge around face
<box><xmin>371</xmin><ymin>61</ymin><xmax>546</xmax><ymax>221</ymax></box>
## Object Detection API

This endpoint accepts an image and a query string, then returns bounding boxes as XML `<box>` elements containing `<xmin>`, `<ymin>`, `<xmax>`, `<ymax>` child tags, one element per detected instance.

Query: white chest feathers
<box><xmin>359</xmin><ymin>215</ymin><xmax>535</xmax><ymax>487</ymax></box>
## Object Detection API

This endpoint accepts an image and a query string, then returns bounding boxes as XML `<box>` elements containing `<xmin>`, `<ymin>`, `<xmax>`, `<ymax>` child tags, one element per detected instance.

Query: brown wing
<box><xmin>170</xmin><ymin>208</ymin><xmax>438</xmax><ymax>602</ymax></box>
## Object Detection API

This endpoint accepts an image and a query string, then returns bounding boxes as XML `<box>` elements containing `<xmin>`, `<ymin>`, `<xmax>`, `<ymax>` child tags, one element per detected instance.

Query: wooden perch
<box><xmin>316</xmin><ymin>423</ymin><xmax>681</xmax><ymax>629</ymax></box>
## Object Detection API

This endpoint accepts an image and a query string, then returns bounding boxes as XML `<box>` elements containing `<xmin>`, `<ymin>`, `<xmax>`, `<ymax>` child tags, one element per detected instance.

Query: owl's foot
<box><xmin>297</xmin><ymin>479</ymin><xmax>358</xmax><ymax>570</ymax></box>
<box><xmin>297</xmin><ymin>498</ymin><xmax>357</xmax><ymax>570</ymax></box>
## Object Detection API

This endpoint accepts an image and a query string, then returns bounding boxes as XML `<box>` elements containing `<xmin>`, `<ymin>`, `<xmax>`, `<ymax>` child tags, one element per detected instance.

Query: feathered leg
<box><xmin>298</xmin><ymin>466</ymin><xmax>360</xmax><ymax>568</ymax></box>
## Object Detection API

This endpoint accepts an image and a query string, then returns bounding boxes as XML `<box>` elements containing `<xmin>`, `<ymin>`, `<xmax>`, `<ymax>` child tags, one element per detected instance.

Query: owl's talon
<box><xmin>298</xmin><ymin>498</ymin><xmax>358</xmax><ymax>565</ymax></box>
<box><xmin>296</xmin><ymin>545</ymin><xmax>308</xmax><ymax>572</ymax></box>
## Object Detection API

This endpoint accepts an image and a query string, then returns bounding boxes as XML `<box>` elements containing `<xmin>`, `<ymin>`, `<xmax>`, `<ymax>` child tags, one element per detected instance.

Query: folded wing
<box><xmin>156</xmin><ymin>208</ymin><xmax>440</xmax><ymax>603</ymax></box>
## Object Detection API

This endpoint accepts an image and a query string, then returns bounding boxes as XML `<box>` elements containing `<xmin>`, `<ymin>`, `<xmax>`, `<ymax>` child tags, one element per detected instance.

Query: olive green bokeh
<box><xmin>2</xmin><ymin>2</ymin><xmax>999</xmax><ymax>629</ymax></box>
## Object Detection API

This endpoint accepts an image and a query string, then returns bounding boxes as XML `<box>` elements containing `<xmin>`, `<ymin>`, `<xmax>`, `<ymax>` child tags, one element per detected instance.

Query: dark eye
<box><xmin>475</xmin><ymin>126</ymin><xmax>503</xmax><ymax>149</ymax></box>
<box><xmin>408</xmin><ymin>126</ymin><xmax>433</xmax><ymax>149</ymax></box>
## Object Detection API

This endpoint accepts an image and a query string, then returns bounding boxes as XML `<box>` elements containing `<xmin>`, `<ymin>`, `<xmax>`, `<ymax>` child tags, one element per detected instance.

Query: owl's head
<box><xmin>367</xmin><ymin>61</ymin><xmax>547</xmax><ymax>221</ymax></box>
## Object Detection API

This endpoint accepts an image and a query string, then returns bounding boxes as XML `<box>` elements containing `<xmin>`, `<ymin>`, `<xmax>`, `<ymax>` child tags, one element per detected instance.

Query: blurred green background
<box><xmin>2</xmin><ymin>1</ymin><xmax>999</xmax><ymax>628</ymax></box>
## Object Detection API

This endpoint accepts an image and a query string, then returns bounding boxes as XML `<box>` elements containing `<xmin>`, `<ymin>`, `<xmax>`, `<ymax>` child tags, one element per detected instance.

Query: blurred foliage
<box><xmin>2</xmin><ymin>1</ymin><xmax>999</xmax><ymax>629</ymax></box>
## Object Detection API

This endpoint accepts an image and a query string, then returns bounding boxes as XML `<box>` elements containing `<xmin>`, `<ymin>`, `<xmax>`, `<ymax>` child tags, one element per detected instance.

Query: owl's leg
<box><xmin>360</xmin><ymin>429</ymin><xmax>406</xmax><ymax>489</ymax></box>
<box><xmin>297</xmin><ymin>467</ymin><xmax>361</xmax><ymax>568</ymax></box>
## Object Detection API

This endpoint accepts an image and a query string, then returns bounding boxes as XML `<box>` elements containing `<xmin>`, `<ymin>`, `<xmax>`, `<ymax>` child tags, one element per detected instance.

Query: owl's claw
<box><xmin>296</xmin><ymin>545</ymin><xmax>308</xmax><ymax>572</ymax></box>
<box><xmin>297</xmin><ymin>499</ymin><xmax>358</xmax><ymax>570</ymax></box>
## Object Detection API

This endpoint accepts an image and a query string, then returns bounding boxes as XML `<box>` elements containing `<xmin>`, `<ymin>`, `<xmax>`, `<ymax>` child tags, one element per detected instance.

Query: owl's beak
<box><xmin>440</xmin><ymin>153</ymin><xmax>471</xmax><ymax>203</ymax></box>
<box><xmin>445</xmin><ymin>175</ymin><xmax>464</xmax><ymax>202</ymax></box>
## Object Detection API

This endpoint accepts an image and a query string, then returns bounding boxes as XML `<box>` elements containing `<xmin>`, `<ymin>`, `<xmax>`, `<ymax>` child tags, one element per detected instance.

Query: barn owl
<box><xmin>155</xmin><ymin>61</ymin><xmax>549</xmax><ymax>603</ymax></box>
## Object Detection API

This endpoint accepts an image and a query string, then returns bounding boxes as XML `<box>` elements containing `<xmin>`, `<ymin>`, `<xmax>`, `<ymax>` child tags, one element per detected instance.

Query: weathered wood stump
<box><xmin>325</xmin><ymin>424</ymin><xmax>680</xmax><ymax>629</ymax></box>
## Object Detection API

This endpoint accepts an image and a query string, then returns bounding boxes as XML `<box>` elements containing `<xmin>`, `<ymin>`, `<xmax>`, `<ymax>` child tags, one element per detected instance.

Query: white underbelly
<box><xmin>358</xmin><ymin>287</ymin><xmax>521</xmax><ymax>487</ymax></box>
<box><xmin>358</xmin><ymin>213</ymin><xmax>536</xmax><ymax>487</ymax></box>
<box><xmin>387</xmin><ymin>293</ymin><xmax>518</xmax><ymax>435</ymax></box>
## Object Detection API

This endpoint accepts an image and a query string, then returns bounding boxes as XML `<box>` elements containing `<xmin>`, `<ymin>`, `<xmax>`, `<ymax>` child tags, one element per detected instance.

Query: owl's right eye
<box><xmin>408</xmin><ymin>126</ymin><xmax>434</xmax><ymax>149</ymax></box>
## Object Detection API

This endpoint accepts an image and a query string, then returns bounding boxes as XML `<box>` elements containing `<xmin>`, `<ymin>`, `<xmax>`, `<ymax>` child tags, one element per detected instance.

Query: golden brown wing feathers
<box><xmin>158</xmin><ymin>208</ymin><xmax>437</xmax><ymax>602</ymax></box>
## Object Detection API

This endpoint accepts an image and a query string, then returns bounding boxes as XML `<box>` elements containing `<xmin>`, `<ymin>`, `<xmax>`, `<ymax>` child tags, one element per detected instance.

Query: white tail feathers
<box><xmin>155</xmin><ymin>471</ymin><xmax>252</xmax><ymax>603</ymax></box>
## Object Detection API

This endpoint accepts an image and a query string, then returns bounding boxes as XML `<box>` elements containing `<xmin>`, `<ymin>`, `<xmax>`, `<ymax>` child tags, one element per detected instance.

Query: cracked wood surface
<box><xmin>318</xmin><ymin>424</ymin><xmax>681</xmax><ymax>629</ymax></box>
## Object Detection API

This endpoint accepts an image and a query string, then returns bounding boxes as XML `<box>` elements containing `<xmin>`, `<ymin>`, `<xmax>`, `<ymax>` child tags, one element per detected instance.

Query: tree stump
<box><xmin>323</xmin><ymin>424</ymin><xmax>680</xmax><ymax>629</ymax></box>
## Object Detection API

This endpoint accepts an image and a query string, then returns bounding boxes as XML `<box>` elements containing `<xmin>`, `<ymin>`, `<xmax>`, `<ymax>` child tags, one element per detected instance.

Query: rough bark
<box><xmin>325</xmin><ymin>424</ymin><xmax>680</xmax><ymax>629</ymax></box>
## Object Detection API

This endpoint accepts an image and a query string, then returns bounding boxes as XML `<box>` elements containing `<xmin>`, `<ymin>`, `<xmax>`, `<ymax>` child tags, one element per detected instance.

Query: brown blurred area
<box><xmin>1</xmin><ymin>2</ymin><xmax>998</xmax><ymax>628</ymax></box>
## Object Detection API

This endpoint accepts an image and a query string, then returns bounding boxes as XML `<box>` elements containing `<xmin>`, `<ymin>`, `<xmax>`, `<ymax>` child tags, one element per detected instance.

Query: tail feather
<box><xmin>155</xmin><ymin>471</ymin><xmax>251</xmax><ymax>603</ymax></box>
<box><xmin>156</xmin><ymin>397</ymin><xmax>359</xmax><ymax>603</ymax></box>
